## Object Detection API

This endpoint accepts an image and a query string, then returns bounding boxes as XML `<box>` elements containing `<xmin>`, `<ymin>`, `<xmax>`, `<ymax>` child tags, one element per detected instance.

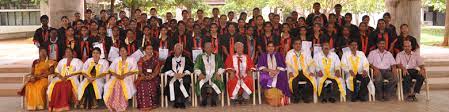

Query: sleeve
<box><xmin>193</xmin><ymin>55</ymin><xmax>203</xmax><ymax>76</ymax></box>
<box><xmin>74</xmin><ymin>59</ymin><xmax>84</xmax><ymax>73</ymax></box>
<box><xmin>340</xmin><ymin>53</ymin><xmax>349</xmax><ymax>73</ymax></box>
<box><xmin>216</xmin><ymin>55</ymin><xmax>225</xmax><ymax>75</ymax></box>
<box><xmin>395</xmin><ymin>53</ymin><xmax>402</xmax><ymax>66</ymax></box>
<box><xmin>360</xmin><ymin>53</ymin><xmax>370</xmax><ymax>72</ymax></box>
<box><xmin>224</xmin><ymin>55</ymin><xmax>234</xmax><ymax>70</ymax></box>
<box><xmin>285</xmin><ymin>52</ymin><xmax>294</xmax><ymax>74</ymax></box>
<box><xmin>129</xmin><ymin>58</ymin><xmax>139</xmax><ymax>73</ymax></box>
<box><xmin>367</xmin><ymin>51</ymin><xmax>375</xmax><ymax>64</ymax></box>
<box><xmin>109</xmin><ymin>59</ymin><xmax>117</xmax><ymax>73</ymax></box>
<box><xmin>306</xmin><ymin>55</ymin><xmax>315</xmax><ymax>73</ymax></box>
<box><xmin>257</xmin><ymin>54</ymin><xmax>266</xmax><ymax>70</ymax></box>
<box><xmin>54</xmin><ymin>60</ymin><xmax>63</xmax><ymax>74</ymax></box>
<box><xmin>101</xmin><ymin>60</ymin><xmax>110</xmax><ymax>74</ymax></box>
<box><xmin>333</xmin><ymin>54</ymin><xmax>341</xmax><ymax>71</ymax></box>
<box><xmin>162</xmin><ymin>56</ymin><xmax>174</xmax><ymax>76</ymax></box>
<box><xmin>276</xmin><ymin>53</ymin><xmax>287</xmax><ymax>71</ymax></box>
<box><xmin>416</xmin><ymin>55</ymin><xmax>424</xmax><ymax>66</ymax></box>
<box><xmin>246</xmin><ymin>55</ymin><xmax>256</xmax><ymax>71</ymax></box>
<box><xmin>184</xmin><ymin>57</ymin><xmax>194</xmax><ymax>75</ymax></box>
<box><xmin>387</xmin><ymin>53</ymin><xmax>397</xmax><ymax>66</ymax></box>
<box><xmin>82</xmin><ymin>59</ymin><xmax>90</xmax><ymax>74</ymax></box>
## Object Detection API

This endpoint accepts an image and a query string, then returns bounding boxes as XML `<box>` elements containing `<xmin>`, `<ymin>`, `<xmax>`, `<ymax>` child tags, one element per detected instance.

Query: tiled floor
<box><xmin>2</xmin><ymin>90</ymin><xmax>449</xmax><ymax>112</ymax></box>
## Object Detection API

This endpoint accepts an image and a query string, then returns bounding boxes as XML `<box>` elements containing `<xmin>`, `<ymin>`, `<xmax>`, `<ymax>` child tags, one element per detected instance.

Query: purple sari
<box><xmin>257</xmin><ymin>52</ymin><xmax>291</xmax><ymax>97</ymax></box>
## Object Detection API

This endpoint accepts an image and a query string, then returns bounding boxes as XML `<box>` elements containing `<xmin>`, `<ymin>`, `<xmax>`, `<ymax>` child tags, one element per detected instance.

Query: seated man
<box><xmin>225</xmin><ymin>42</ymin><xmax>255</xmax><ymax>104</ymax></box>
<box><xmin>368</xmin><ymin>39</ymin><xmax>398</xmax><ymax>101</ymax></box>
<box><xmin>396</xmin><ymin>40</ymin><xmax>426</xmax><ymax>102</ymax></box>
<box><xmin>285</xmin><ymin>40</ymin><xmax>316</xmax><ymax>103</ymax></box>
<box><xmin>257</xmin><ymin>41</ymin><xmax>291</xmax><ymax>106</ymax></box>
<box><xmin>194</xmin><ymin>42</ymin><xmax>225</xmax><ymax>107</ymax></box>
<box><xmin>163</xmin><ymin>43</ymin><xmax>194</xmax><ymax>108</ymax></box>
<box><xmin>341</xmin><ymin>40</ymin><xmax>371</xmax><ymax>102</ymax></box>
<box><xmin>314</xmin><ymin>42</ymin><xmax>345</xmax><ymax>103</ymax></box>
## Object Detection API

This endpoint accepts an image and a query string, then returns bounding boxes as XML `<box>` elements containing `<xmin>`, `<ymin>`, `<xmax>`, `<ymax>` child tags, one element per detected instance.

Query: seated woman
<box><xmin>48</xmin><ymin>48</ymin><xmax>83</xmax><ymax>111</ymax></box>
<box><xmin>136</xmin><ymin>45</ymin><xmax>161</xmax><ymax>110</ymax></box>
<box><xmin>77</xmin><ymin>48</ymin><xmax>109</xmax><ymax>109</ymax></box>
<box><xmin>257</xmin><ymin>42</ymin><xmax>291</xmax><ymax>106</ymax></box>
<box><xmin>19</xmin><ymin>48</ymin><xmax>56</xmax><ymax>111</ymax></box>
<box><xmin>103</xmin><ymin>46</ymin><xmax>138</xmax><ymax>111</ymax></box>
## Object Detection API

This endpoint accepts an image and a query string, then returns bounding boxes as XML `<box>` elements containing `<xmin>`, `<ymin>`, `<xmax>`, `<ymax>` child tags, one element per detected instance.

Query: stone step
<box><xmin>0</xmin><ymin>73</ymin><xmax>25</xmax><ymax>83</ymax></box>
<box><xmin>428</xmin><ymin>77</ymin><xmax>449</xmax><ymax>90</ymax></box>
<box><xmin>0</xmin><ymin>67</ymin><xmax>30</xmax><ymax>73</ymax></box>
<box><xmin>424</xmin><ymin>59</ymin><xmax>449</xmax><ymax>67</ymax></box>
<box><xmin>427</xmin><ymin>66</ymin><xmax>449</xmax><ymax>78</ymax></box>
<box><xmin>0</xmin><ymin>83</ymin><xmax>21</xmax><ymax>97</ymax></box>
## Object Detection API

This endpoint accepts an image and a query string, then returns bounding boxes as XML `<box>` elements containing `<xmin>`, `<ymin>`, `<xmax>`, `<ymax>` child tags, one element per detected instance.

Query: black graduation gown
<box><xmin>392</xmin><ymin>35</ymin><xmax>419</xmax><ymax>55</ymax></box>
<box><xmin>33</xmin><ymin>27</ymin><xmax>55</xmax><ymax>47</ymax></box>
<box><xmin>368</xmin><ymin>29</ymin><xmax>397</xmax><ymax>52</ymax></box>
<box><xmin>75</xmin><ymin>37</ymin><xmax>97</xmax><ymax>62</ymax></box>
<box><xmin>219</xmin><ymin>33</ymin><xmax>243</xmax><ymax>59</ymax></box>
<box><xmin>162</xmin><ymin>55</ymin><xmax>194</xmax><ymax>103</ymax></box>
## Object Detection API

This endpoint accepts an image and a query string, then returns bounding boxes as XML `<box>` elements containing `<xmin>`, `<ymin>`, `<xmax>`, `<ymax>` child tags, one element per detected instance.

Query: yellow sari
<box><xmin>25</xmin><ymin>59</ymin><xmax>55</xmax><ymax>110</ymax></box>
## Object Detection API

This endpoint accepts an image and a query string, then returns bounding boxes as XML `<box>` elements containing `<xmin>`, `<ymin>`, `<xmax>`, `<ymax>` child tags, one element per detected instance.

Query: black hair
<box><xmin>92</xmin><ymin>47</ymin><xmax>102</xmax><ymax>54</ymax></box>
<box><xmin>40</xmin><ymin>15</ymin><xmax>49</xmax><ymax>20</ymax></box>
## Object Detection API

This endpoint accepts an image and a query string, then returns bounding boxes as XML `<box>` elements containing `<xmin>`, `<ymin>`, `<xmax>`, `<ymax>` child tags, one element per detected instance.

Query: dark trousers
<box><xmin>200</xmin><ymin>84</ymin><xmax>219</xmax><ymax>106</ymax></box>
<box><xmin>291</xmin><ymin>71</ymin><xmax>313</xmax><ymax>102</ymax></box>
<box><xmin>164</xmin><ymin>76</ymin><xmax>191</xmax><ymax>105</ymax></box>
<box><xmin>349</xmin><ymin>74</ymin><xmax>370</xmax><ymax>101</ymax></box>
<box><xmin>402</xmin><ymin>69</ymin><xmax>425</xmax><ymax>96</ymax></box>
<box><xmin>320</xmin><ymin>78</ymin><xmax>339</xmax><ymax>100</ymax></box>
<box><xmin>80</xmin><ymin>83</ymin><xmax>97</xmax><ymax>109</ymax></box>
<box><xmin>374</xmin><ymin>69</ymin><xmax>398</xmax><ymax>100</ymax></box>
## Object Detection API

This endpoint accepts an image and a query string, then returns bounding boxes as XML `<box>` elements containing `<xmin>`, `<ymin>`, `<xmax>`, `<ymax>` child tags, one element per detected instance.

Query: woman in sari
<box><xmin>103</xmin><ymin>46</ymin><xmax>138</xmax><ymax>111</ymax></box>
<box><xmin>48</xmin><ymin>48</ymin><xmax>83</xmax><ymax>111</ymax></box>
<box><xmin>77</xmin><ymin>48</ymin><xmax>109</xmax><ymax>109</ymax></box>
<box><xmin>136</xmin><ymin>45</ymin><xmax>161</xmax><ymax>110</ymax></box>
<box><xmin>258</xmin><ymin>42</ymin><xmax>291</xmax><ymax>106</ymax></box>
<box><xmin>20</xmin><ymin>48</ymin><xmax>56</xmax><ymax>110</ymax></box>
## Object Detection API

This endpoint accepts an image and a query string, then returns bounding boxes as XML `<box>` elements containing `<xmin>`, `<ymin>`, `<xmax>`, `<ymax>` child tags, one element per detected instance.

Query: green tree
<box><xmin>423</xmin><ymin>0</ymin><xmax>446</xmax><ymax>12</ymax></box>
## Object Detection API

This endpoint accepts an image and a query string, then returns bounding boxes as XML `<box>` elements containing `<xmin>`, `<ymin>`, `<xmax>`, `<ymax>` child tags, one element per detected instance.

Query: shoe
<box><xmin>321</xmin><ymin>99</ymin><xmax>328</xmax><ymax>103</ymax></box>
<box><xmin>304</xmin><ymin>99</ymin><xmax>312</xmax><ymax>103</ymax></box>
<box><xmin>179</xmin><ymin>103</ymin><xmax>186</xmax><ymax>109</ymax></box>
<box><xmin>411</xmin><ymin>95</ymin><xmax>418</xmax><ymax>102</ymax></box>
<box><xmin>173</xmin><ymin>103</ymin><xmax>179</xmax><ymax>108</ymax></box>
<box><xmin>200</xmin><ymin>100</ymin><xmax>207</xmax><ymax>107</ymax></box>
<box><xmin>328</xmin><ymin>98</ymin><xmax>336</xmax><ymax>103</ymax></box>
<box><xmin>211</xmin><ymin>102</ymin><xmax>217</xmax><ymax>107</ymax></box>
<box><xmin>351</xmin><ymin>98</ymin><xmax>358</xmax><ymax>102</ymax></box>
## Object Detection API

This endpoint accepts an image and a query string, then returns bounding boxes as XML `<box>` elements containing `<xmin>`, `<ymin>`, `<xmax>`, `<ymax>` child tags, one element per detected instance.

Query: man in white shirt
<box><xmin>368</xmin><ymin>40</ymin><xmax>397</xmax><ymax>101</ymax></box>
<box><xmin>341</xmin><ymin>40</ymin><xmax>370</xmax><ymax>102</ymax></box>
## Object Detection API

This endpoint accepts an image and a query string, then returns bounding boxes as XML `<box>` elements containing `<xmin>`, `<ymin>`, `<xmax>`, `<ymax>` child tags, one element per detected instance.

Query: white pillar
<box><xmin>48</xmin><ymin>0</ymin><xmax>84</xmax><ymax>28</ymax></box>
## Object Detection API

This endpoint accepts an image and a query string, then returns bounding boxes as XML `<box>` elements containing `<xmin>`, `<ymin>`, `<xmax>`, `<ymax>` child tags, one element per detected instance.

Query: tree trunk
<box><xmin>442</xmin><ymin>0</ymin><xmax>449</xmax><ymax>46</ymax></box>
<box><xmin>110</xmin><ymin>0</ymin><xmax>115</xmax><ymax>13</ymax></box>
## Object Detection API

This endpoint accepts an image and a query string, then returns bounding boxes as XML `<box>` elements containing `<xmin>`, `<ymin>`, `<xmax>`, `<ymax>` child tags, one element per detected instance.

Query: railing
<box><xmin>0</xmin><ymin>9</ymin><xmax>40</xmax><ymax>26</ymax></box>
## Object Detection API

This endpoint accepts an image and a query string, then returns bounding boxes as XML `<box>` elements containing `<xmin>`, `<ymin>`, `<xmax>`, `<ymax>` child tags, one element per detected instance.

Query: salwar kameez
<box><xmin>136</xmin><ymin>56</ymin><xmax>161</xmax><ymax>109</ymax></box>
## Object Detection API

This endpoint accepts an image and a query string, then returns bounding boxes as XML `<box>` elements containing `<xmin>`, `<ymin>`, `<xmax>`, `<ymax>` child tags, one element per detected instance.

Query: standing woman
<box><xmin>20</xmin><ymin>48</ymin><xmax>56</xmax><ymax>111</ymax></box>
<box><xmin>280</xmin><ymin>23</ymin><xmax>293</xmax><ymax>56</ymax></box>
<box><xmin>77</xmin><ymin>48</ymin><xmax>109</xmax><ymax>109</ymax></box>
<box><xmin>391</xmin><ymin>24</ymin><xmax>420</xmax><ymax>56</ymax></box>
<box><xmin>136</xmin><ymin>45</ymin><xmax>161</xmax><ymax>110</ymax></box>
<box><xmin>103</xmin><ymin>46</ymin><xmax>138</xmax><ymax>112</ymax></box>
<box><xmin>48</xmin><ymin>48</ymin><xmax>83</xmax><ymax>112</ymax></box>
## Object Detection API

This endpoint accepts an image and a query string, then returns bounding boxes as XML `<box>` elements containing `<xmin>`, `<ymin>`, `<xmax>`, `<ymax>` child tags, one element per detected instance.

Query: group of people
<box><xmin>20</xmin><ymin>2</ymin><xmax>426</xmax><ymax>112</ymax></box>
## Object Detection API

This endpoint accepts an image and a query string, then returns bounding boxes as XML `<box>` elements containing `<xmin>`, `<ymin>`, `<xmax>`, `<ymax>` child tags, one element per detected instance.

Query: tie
<box><xmin>176</xmin><ymin>60</ymin><xmax>181</xmax><ymax>70</ymax></box>
<box><xmin>91</xmin><ymin>65</ymin><xmax>97</xmax><ymax>77</ymax></box>
<box><xmin>237</xmin><ymin>56</ymin><xmax>242</xmax><ymax>77</ymax></box>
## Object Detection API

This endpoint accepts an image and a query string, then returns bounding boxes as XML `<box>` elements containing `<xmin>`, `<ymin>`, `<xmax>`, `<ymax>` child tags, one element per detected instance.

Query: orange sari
<box><xmin>24</xmin><ymin>59</ymin><xmax>55</xmax><ymax>110</ymax></box>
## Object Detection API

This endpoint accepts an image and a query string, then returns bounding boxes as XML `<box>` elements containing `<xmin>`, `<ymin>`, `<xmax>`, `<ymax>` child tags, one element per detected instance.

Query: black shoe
<box><xmin>200</xmin><ymin>100</ymin><xmax>208</xmax><ymax>107</ymax></box>
<box><xmin>360</xmin><ymin>98</ymin><xmax>368</xmax><ymax>102</ymax></box>
<box><xmin>304</xmin><ymin>99</ymin><xmax>312</xmax><ymax>103</ymax></box>
<box><xmin>179</xmin><ymin>103</ymin><xmax>186</xmax><ymax>109</ymax></box>
<box><xmin>321</xmin><ymin>99</ymin><xmax>328</xmax><ymax>103</ymax></box>
<box><xmin>411</xmin><ymin>95</ymin><xmax>418</xmax><ymax>102</ymax></box>
<box><xmin>328</xmin><ymin>98</ymin><xmax>336</xmax><ymax>103</ymax></box>
<box><xmin>173</xmin><ymin>103</ymin><xmax>179</xmax><ymax>108</ymax></box>
<box><xmin>211</xmin><ymin>102</ymin><xmax>217</xmax><ymax>107</ymax></box>
<box><xmin>351</xmin><ymin>98</ymin><xmax>358</xmax><ymax>102</ymax></box>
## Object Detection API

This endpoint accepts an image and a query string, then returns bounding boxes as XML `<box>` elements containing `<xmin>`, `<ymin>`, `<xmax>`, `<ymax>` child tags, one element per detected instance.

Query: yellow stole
<box><xmin>48</xmin><ymin>62</ymin><xmax>79</xmax><ymax>101</ymax></box>
<box><xmin>317</xmin><ymin>56</ymin><xmax>346</xmax><ymax>96</ymax></box>
<box><xmin>288</xmin><ymin>52</ymin><xmax>316</xmax><ymax>93</ymax></box>
<box><xmin>81</xmin><ymin>61</ymin><xmax>102</xmax><ymax>99</ymax></box>
<box><xmin>104</xmin><ymin>59</ymin><xmax>130</xmax><ymax>102</ymax></box>
<box><xmin>348</xmin><ymin>55</ymin><xmax>360</xmax><ymax>92</ymax></box>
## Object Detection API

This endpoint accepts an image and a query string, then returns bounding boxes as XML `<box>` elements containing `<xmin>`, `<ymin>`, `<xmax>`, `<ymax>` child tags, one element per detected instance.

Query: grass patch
<box><xmin>420</xmin><ymin>26</ymin><xmax>444</xmax><ymax>46</ymax></box>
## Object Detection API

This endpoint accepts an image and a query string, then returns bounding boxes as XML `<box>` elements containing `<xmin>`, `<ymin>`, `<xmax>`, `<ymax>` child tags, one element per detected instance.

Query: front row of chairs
<box><xmin>21</xmin><ymin>67</ymin><xmax>430</xmax><ymax>109</ymax></box>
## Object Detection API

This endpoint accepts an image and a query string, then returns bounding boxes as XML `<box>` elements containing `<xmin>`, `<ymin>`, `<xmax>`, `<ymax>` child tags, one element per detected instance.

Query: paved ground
<box><xmin>1</xmin><ymin>90</ymin><xmax>448</xmax><ymax>112</ymax></box>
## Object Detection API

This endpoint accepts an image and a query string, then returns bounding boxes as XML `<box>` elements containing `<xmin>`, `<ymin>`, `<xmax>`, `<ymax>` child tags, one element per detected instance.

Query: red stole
<box><xmin>48</xmin><ymin>39</ymin><xmax>59</xmax><ymax>60</ymax></box>
<box><xmin>178</xmin><ymin>34</ymin><xmax>187</xmax><ymax>45</ymax></box>
<box><xmin>80</xmin><ymin>40</ymin><xmax>90</xmax><ymax>62</ymax></box>
<box><xmin>377</xmin><ymin>31</ymin><xmax>389</xmax><ymax>49</ymax></box>
<box><xmin>229</xmin><ymin>35</ymin><xmax>235</xmax><ymax>56</ymax></box>
<box><xmin>360</xmin><ymin>32</ymin><xmax>369</xmax><ymax>54</ymax></box>
<box><xmin>42</xmin><ymin>30</ymin><xmax>49</xmax><ymax>42</ymax></box>
<box><xmin>193</xmin><ymin>37</ymin><xmax>203</xmax><ymax>49</ymax></box>
<box><xmin>127</xmin><ymin>41</ymin><xmax>136</xmax><ymax>55</ymax></box>
<box><xmin>159</xmin><ymin>39</ymin><xmax>168</xmax><ymax>49</ymax></box>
